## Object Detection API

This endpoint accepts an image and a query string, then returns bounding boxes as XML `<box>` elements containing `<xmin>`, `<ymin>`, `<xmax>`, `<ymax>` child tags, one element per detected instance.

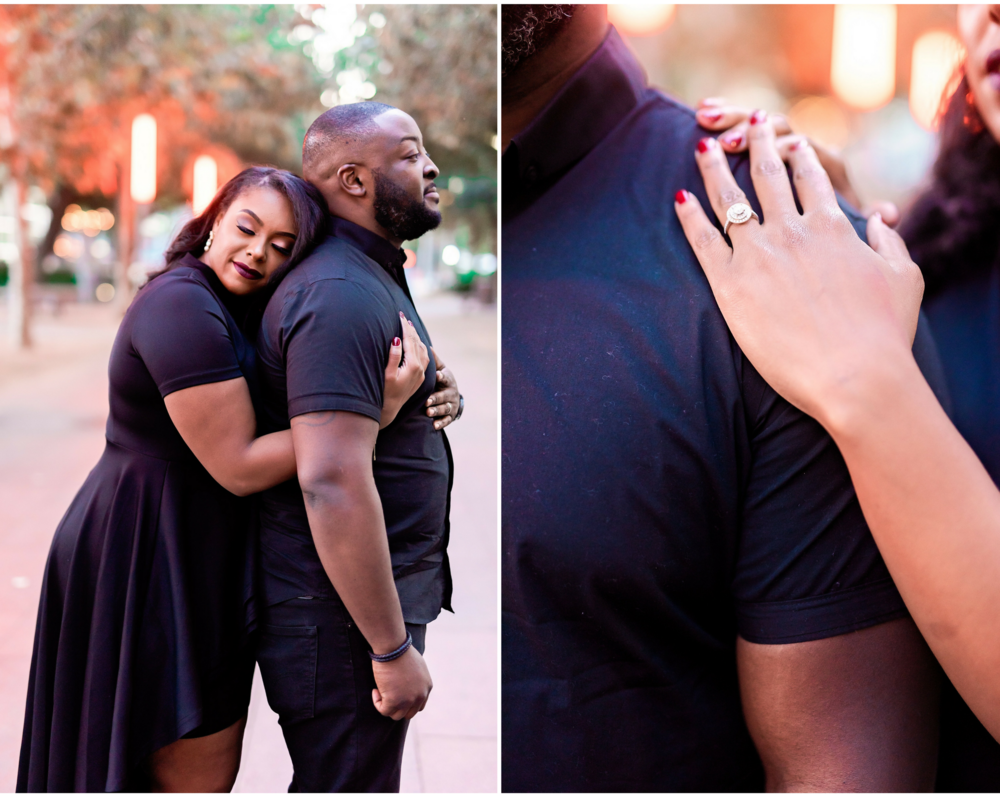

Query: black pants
<box><xmin>256</xmin><ymin>596</ymin><xmax>426</xmax><ymax>793</ymax></box>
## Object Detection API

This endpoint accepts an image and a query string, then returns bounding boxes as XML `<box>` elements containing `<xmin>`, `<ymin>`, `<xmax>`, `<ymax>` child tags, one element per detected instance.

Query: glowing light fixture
<box><xmin>130</xmin><ymin>114</ymin><xmax>157</xmax><ymax>203</ymax></box>
<box><xmin>608</xmin><ymin>5</ymin><xmax>675</xmax><ymax>37</ymax></box>
<box><xmin>910</xmin><ymin>30</ymin><xmax>965</xmax><ymax>130</ymax></box>
<box><xmin>831</xmin><ymin>4</ymin><xmax>897</xmax><ymax>111</ymax></box>
<box><xmin>192</xmin><ymin>155</ymin><xmax>219</xmax><ymax>215</ymax></box>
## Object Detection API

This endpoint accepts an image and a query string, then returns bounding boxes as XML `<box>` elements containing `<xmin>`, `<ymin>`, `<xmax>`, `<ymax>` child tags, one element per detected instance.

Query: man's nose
<box><xmin>424</xmin><ymin>159</ymin><xmax>439</xmax><ymax>181</ymax></box>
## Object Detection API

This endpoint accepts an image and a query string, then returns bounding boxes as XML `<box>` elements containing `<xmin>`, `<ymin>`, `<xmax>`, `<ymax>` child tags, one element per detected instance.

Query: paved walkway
<box><xmin>0</xmin><ymin>294</ymin><xmax>497</xmax><ymax>792</ymax></box>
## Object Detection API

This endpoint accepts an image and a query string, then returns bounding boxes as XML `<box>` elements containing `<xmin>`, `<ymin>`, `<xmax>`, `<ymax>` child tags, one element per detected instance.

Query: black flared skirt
<box><xmin>17</xmin><ymin>441</ymin><xmax>257</xmax><ymax>792</ymax></box>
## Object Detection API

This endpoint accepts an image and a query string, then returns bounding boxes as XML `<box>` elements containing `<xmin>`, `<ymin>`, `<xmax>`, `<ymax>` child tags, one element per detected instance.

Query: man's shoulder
<box><xmin>283</xmin><ymin>236</ymin><xmax>375</xmax><ymax>287</ymax></box>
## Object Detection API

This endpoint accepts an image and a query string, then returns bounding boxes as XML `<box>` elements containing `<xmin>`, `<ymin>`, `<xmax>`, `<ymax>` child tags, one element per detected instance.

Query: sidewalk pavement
<box><xmin>0</xmin><ymin>293</ymin><xmax>497</xmax><ymax>792</ymax></box>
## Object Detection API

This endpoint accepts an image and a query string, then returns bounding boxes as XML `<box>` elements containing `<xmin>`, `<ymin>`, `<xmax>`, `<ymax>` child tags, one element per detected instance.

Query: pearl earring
<box><xmin>203</xmin><ymin>230</ymin><xmax>214</xmax><ymax>253</ymax></box>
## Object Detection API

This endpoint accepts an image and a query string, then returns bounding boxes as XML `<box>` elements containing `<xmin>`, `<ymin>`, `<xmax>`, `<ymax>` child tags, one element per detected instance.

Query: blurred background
<box><xmin>609</xmin><ymin>3</ymin><xmax>961</xmax><ymax>213</ymax></box>
<box><xmin>0</xmin><ymin>3</ymin><xmax>497</xmax><ymax>347</ymax></box>
<box><xmin>0</xmin><ymin>4</ymin><xmax>496</xmax><ymax>792</ymax></box>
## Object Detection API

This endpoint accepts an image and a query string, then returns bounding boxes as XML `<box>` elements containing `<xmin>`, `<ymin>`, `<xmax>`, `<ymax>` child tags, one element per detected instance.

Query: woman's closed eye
<box><xmin>272</xmin><ymin>243</ymin><xmax>292</xmax><ymax>256</ymax></box>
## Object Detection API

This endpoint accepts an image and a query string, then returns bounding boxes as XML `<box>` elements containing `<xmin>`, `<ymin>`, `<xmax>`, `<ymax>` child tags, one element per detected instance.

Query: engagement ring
<box><xmin>724</xmin><ymin>202</ymin><xmax>760</xmax><ymax>235</ymax></box>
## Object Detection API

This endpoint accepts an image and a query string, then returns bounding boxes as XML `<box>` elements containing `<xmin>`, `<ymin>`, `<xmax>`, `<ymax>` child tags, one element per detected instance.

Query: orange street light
<box><xmin>831</xmin><ymin>4</ymin><xmax>897</xmax><ymax>111</ymax></box>
<box><xmin>910</xmin><ymin>30</ymin><xmax>965</xmax><ymax>130</ymax></box>
<box><xmin>193</xmin><ymin>155</ymin><xmax>219</xmax><ymax>216</ymax></box>
<box><xmin>608</xmin><ymin>4</ymin><xmax>675</xmax><ymax>37</ymax></box>
<box><xmin>130</xmin><ymin>114</ymin><xmax>157</xmax><ymax>203</ymax></box>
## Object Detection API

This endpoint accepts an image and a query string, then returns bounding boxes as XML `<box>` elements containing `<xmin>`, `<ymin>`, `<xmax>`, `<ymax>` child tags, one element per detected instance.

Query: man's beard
<box><xmin>372</xmin><ymin>169</ymin><xmax>442</xmax><ymax>243</ymax></box>
<box><xmin>502</xmin><ymin>5</ymin><xmax>576</xmax><ymax>78</ymax></box>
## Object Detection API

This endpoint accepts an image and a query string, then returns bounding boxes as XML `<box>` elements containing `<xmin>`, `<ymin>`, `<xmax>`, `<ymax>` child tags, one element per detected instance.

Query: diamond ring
<box><xmin>723</xmin><ymin>202</ymin><xmax>760</xmax><ymax>235</ymax></box>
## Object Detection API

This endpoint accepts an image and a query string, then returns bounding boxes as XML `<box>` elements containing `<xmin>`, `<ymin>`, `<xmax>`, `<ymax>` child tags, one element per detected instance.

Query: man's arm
<box><xmin>738</xmin><ymin>617</ymin><xmax>940</xmax><ymax>791</ymax></box>
<box><xmin>292</xmin><ymin>409</ymin><xmax>432</xmax><ymax>720</ymax></box>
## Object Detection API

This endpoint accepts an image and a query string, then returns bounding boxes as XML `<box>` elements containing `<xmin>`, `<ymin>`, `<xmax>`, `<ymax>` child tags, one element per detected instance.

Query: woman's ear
<box><xmin>338</xmin><ymin>164</ymin><xmax>368</xmax><ymax>198</ymax></box>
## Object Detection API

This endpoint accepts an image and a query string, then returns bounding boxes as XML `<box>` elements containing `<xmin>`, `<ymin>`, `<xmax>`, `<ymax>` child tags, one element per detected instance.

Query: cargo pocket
<box><xmin>257</xmin><ymin>624</ymin><xmax>318</xmax><ymax>722</ymax></box>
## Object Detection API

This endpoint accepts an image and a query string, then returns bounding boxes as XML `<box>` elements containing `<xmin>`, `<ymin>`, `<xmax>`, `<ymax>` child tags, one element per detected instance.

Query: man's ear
<box><xmin>338</xmin><ymin>164</ymin><xmax>368</xmax><ymax>198</ymax></box>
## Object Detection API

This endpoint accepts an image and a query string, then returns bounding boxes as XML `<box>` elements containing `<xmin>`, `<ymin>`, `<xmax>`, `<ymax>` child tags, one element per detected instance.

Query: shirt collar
<box><xmin>328</xmin><ymin>215</ymin><xmax>409</xmax><ymax>290</ymax></box>
<box><xmin>505</xmin><ymin>26</ymin><xmax>648</xmax><ymax>192</ymax></box>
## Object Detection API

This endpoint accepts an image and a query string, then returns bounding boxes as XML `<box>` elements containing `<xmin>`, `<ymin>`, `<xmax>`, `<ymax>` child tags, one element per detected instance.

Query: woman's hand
<box><xmin>673</xmin><ymin>115</ymin><xmax>924</xmax><ymax>431</ymax></box>
<box><xmin>380</xmin><ymin>313</ymin><xmax>430</xmax><ymax>429</ymax></box>
<box><xmin>425</xmin><ymin>348</ymin><xmax>461</xmax><ymax>431</ymax></box>
<box><xmin>695</xmin><ymin>98</ymin><xmax>900</xmax><ymax>225</ymax></box>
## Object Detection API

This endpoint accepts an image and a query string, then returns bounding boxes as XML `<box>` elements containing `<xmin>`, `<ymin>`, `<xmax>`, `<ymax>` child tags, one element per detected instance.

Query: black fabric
<box><xmin>256</xmin><ymin>597</ymin><xmax>426</xmax><ymax>793</ymax></box>
<box><xmin>924</xmin><ymin>260</ymin><xmax>1000</xmax><ymax>790</ymax></box>
<box><xmin>501</xmin><ymin>27</ymin><xmax>950</xmax><ymax>792</ymax></box>
<box><xmin>17</xmin><ymin>256</ymin><xmax>258</xmax><ymax>792</ymax></box>
<box><xmin>255</xmin><ymin>217</ymin><xmax>452</xmax><ymax>624</ymax></box>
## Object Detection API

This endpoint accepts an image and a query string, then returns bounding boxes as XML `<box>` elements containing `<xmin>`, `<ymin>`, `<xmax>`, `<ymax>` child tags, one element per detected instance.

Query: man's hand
<box><xmin>372</xmin><ymin>646</ymin><xmax>434</xmax><ymax>720</ymax></box>
<box><xmin>425</xmin><ymin>347</ymin><xmax>461</xmax><ymax>430</ymax></box>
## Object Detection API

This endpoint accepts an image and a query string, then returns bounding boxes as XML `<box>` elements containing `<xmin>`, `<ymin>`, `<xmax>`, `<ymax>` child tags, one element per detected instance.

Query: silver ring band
<box><xmin>723</xmin><ymin>202</ymin><xmax>760</xmax><ymax>235</ymax></box>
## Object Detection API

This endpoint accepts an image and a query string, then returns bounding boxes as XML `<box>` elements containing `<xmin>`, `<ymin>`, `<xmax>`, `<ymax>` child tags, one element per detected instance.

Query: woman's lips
<box><xmin>232</xmin><ymin>260</ymin><xmax>262</xmax><ymax>280</ymax></box>
<box><xmin>986</xmin><ymin>49</ymin><xmax>1000</xmax><ymax>92</ymax></box>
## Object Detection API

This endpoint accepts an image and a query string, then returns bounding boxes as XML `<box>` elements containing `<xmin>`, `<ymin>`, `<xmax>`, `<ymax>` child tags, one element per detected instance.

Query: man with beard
<box><xmin>502</xmin><ymin>5</ymin><xmax>946</xmax><ymax>791</ymax></box>
<box><xmin>254</xmin><ymin>102</ymin><xmax>461</xmax><ymax>792</ymax></box>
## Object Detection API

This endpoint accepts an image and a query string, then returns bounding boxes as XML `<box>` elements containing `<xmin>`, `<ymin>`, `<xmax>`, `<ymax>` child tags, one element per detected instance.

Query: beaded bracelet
<box><xmin>369</xmin><ymin>631</ymin><xmax>413</xmax><ymax>662</ymax></box>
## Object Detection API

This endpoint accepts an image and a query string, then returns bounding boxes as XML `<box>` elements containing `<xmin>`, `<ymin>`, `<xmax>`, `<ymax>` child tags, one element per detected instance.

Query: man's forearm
<box><xmin>300</xmin><ymin>473</ymin><xmax>408</xmax><ymax>654</ymax></box>
<box><xmin>292</xmin><ymin>411</ymin><xmax>408</xmax><ymax>655</ymax></box>
<box><xmin>827</xmin><ymin>355</ymin><xmax>1000</xmax><ymax>739</ymax></box>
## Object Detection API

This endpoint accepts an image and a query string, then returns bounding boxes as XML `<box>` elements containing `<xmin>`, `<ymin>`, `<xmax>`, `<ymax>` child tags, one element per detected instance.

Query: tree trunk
<box><xmin>7</xmin><ymin>166</ymin><xmax>33</xmax><ymax>348</ymax></box>
<box><xmin>115</xmin><ymin>153</ymin><xmax>135</xmax><ymax>313</ymax></box>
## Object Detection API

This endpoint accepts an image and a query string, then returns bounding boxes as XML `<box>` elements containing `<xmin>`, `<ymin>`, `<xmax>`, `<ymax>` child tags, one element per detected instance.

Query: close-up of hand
<box><xmin>425</xmin><ymin>347</ymin><xmax>462</xmax><ymax>430</ymax></box>
<box><xmin>673</xmin><ymin>114</ymin><xmax>924</xmax><ymax>428</ymax></box>
<box><xmin>381</xmin><ymin>313</ymin><xmax>431</xmax><ymax>428</ymax></box>
<box><xmin>694</xmin><ymin>97</ymin><xmax>901</xmax><ymax>226</ymax></box>
<box><xmin>371</xmin><ymin>645</ymin><xmax>433</xmax><ymax>721</ymax></box>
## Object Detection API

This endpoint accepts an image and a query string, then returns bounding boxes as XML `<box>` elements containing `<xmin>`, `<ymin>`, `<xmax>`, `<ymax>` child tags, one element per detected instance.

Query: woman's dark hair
<box><xmin>898</xmin><ymin>74</ymin><xmax>1000</xmax><ymax>296</ymax></box>
<box><xmin>150</xmin><ymin>165</ymin><xmax>327</xmax><ymax>331</ymax></box>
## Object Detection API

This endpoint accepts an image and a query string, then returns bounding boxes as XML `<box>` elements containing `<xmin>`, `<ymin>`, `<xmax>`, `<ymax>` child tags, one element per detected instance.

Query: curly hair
<box><xmin>898</xmin><ymin>75</ymin><xmax>1000</xmax><ymax>296</ymax></box>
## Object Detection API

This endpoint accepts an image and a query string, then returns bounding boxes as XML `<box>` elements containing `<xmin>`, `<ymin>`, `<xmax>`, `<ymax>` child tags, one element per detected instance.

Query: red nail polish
<box><xmin>675</xmin><ymin>189</ymin><xmax>688</xmax><ymax>204</ymax></box>
<box><xmin>393</xmin><ymin>337</ymin><xmax>401</xmax><ymax>346</ymax></box>
<box><xmin>789</xmin><ymin>139</ymin><xmax>802</xmax><ymax>151</ymax></box>
<box><xmin>700</xmin><ymin>109</ymin><xmax>723</xmax><ymax>122</ymax></box>
<box><xmin>724</xmin><ymin>133</ymin><xmax>743</xmax><ymax>147</ymax></box>
<box><xmin>696</xmin><ymin>137</ymin><xmax>715</xmax><ymax>153</ymax></box>
<box><xmin>749</xmin><ymin>109</ymin><xmax>767</xmax><ymax>125</ymax></box>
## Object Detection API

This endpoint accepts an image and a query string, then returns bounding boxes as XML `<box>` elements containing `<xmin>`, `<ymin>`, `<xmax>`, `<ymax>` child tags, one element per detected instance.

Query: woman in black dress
<box><xmin>17</xmin><ymin>167</ymin><xmax>429</xmax><ymax>792</ymax></box>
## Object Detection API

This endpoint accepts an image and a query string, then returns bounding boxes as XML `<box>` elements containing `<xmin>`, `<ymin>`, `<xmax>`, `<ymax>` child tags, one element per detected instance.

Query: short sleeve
<box><xmin>280</xmin><ymin>278</ymin><xmax>388</xmax><ymax>422</ymax></box>
<box><xmin>732</xmin><ymin>360</ymin><xmax>907</xmax><ymax>644</ymax></box>
<box><xmin>132</xmin><ymin>274</ymin><xmax>244</xmax><ymax>398</ymax></box>
<box><xmin>729</xmin><ymin>163</ymin><xmax>908</xmax><ymax>645</ymax></box>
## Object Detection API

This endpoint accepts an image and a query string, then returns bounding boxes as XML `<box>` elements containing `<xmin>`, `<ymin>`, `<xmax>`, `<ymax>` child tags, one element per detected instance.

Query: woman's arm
<box><xmin>166</xmin><ymin>313</ymin><xmax>429</xmax><ymax>496</ymax></box>
<box><xmin>165</xmin><ymin>377</ymin><xmax>294</xmax><ymax>497</ymax></box>
<box><xmin>674</xmin><ymin>113</ymin><xmax>1000</xmax><ymax>740</ymax></box>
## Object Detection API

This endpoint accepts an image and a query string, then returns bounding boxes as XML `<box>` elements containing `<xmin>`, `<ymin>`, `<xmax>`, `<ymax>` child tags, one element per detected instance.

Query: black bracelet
<box><xmin>369</xmin><ymin>631</ymin><xmax>412</xmax><ymax>662</ymax></box>
<box><xmin>454</xmin><ymin>394</ymin><xmax>464</xmax><ymax>421</ymax></box>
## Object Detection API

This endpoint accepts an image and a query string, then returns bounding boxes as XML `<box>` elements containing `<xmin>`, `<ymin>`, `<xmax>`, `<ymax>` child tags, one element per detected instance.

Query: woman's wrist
<box><xmin>816</xmin><ymin>346</ymin><xmax>926</xmax><ymax>445</ymax></box>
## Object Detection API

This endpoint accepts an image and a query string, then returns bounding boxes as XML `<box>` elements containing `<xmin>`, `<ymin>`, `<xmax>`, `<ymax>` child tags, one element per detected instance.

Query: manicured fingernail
<box><xmin>408</xmin><ymin>320</ymin><xmax>414</xmax><ymax>327</ymax></box>
<box><xmin>789</xmin><ymin>138</ymin><xmax>803</xmax><ymax>151</ymax></box>
<box><xmin>696</xmin><ymin>137</ymin><xmax>716</xmax><ymax>153</ymax></box>
<box><xmin>722</xmin><ymin>132</ymin><xmax>744</xmax><ymax>147</ymax></box>
<box><xmin>749</xmin><ymin>109</ymin><xmax>767</xmax><ymax>125</ymax></box>
<box><xmin>393</xmin><ymin>337</ymin><xmax>401</xmax><ymax>346</ymax></box>
<box><xmin>872</xmin><ymin>211</ymin><xmax>882</xmax><ymax>223</ymax></box>
<box><xmin>399</xmin><ymin>311</ymin><xmax>405</xmax><ymax>318</ymax></box>
<box><xmin>699</xmin><ymin>109</ymin><xmax>723</xmax><ymax>123</ymax></box>
<box><xmin>674</xmin><ymin>189</ymin><xmax>688</xmax><ymax>204</ymax></box>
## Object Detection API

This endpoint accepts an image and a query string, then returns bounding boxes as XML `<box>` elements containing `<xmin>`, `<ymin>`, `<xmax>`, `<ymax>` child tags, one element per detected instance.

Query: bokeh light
<box><xmin>130</xmin><ymin>114</ymin><xmax>158</xmax><ymax>203</ymax></box>
<box><xmin>441</xmin><ymin>244</ymin><xmax>461</xmax><ymax>266</ymax></box>
<box><xmin>787</xmin><ymin>96</ymin><xmax>853</xmax><ymax>150</ymax></box>
<box><xmin>192</xmin><ymin>155</ymin><xmax>219</xmax><ymax>215</ymax></box>
<box><xmin>608</xmin><ymin>5</ymin><xmax>676</xmax><ymax>37</ymax></box>
<box><xmin>909</xmin><ymin>30</ymin><xmax>965</xmax><ymax>131</ymax></box>
<box><xmin>831</xmin><ymin>4</ymin><xmax>897</xmax><ymax>111</ymax></box>
<box><xmin>95</xmin><ymin>283</ymin><xmax>116</xmax><ymax>302</ymax></box>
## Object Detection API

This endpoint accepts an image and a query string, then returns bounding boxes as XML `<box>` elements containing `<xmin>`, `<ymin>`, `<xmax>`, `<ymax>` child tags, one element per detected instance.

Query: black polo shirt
<box><xmin>255</xmin><ymin>216</ymin><xmax>452</xmax><ymax>624</ymax></box>
<box><xmin>502</xmin><ymin>27</ymin><xmax>948</xmax><ymax>791</ymax></box>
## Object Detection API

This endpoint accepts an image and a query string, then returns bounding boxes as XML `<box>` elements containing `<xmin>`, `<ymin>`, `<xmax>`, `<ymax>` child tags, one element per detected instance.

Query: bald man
<box><xmin>253</xmin><ymin>102</ymin><xmax>456</xmax><ymax>792</ymax></box>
